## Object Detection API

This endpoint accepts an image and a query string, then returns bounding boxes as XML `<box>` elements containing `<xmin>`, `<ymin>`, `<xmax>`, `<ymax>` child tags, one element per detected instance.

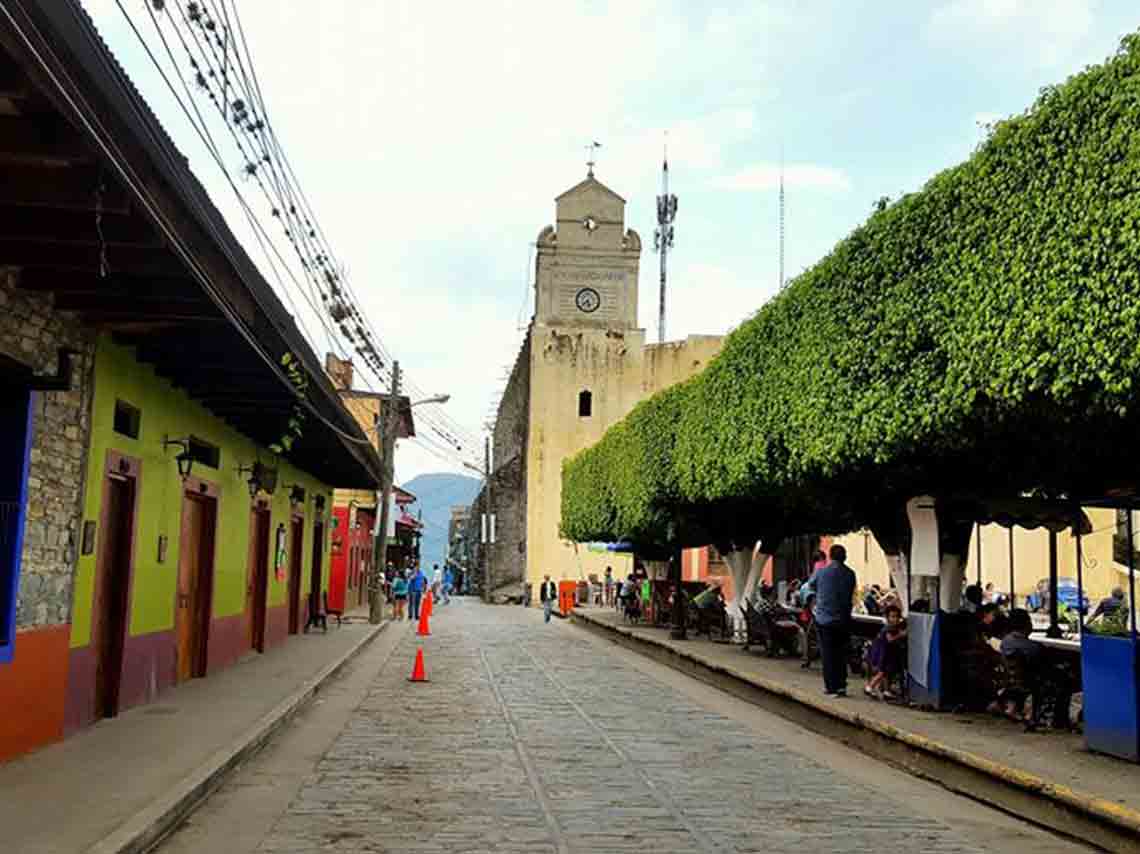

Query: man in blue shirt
<box><xmin>408</xmin><ymin>565</ymin><xmax>427</xmax><ymax>621</ymax></box>
<box><xmin>814</xmin><ymin>544</ymin><xmax>857</xmax><ymax>697</ymax></box>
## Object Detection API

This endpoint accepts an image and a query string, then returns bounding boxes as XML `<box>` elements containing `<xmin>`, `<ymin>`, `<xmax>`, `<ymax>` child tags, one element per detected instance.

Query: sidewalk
<box><xmin>0</xmin><ymin>612</ymin><xmax>388</xmax><ymax>854</ymax></box>
<box><xmin>573</xmin><ymin>606</ymin><xmax>1140</xmax><ymax>850</ymax></box>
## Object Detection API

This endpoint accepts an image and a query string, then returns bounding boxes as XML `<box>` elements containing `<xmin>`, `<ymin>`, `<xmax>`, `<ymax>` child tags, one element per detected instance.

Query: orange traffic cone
<box><xmin>416</xmin><ymin>600</ymin><xmax>431</xmax><ymax>636</ymax></box>
<box><xmin>424</xmin><ymin>590</ymin><xmax>434</xmax><ymax>618</ymax></box>
<box><xmin>408</xmin><ymin>647</ymin><xmax>428</xmax><ymax>682</ymax></box>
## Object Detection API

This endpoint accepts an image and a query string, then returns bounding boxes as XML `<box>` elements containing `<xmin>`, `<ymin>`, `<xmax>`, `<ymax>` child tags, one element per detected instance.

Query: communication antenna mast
<box><xmin>654</xmin><ymin>136</ymin><xmax>677</xmax><ymax>343</ymax></box>
<box><xmin>778</xmin><ymin>145</ymin><xmax>786</xmax><ymax>290</ymax></box>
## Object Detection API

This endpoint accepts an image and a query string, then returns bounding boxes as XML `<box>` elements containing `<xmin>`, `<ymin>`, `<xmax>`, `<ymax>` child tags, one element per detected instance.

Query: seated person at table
<box><xmin>1091</xmin><ymin>587</ymin><xmax>1126</xmax><ymax>620</ymax></box>
<box><xmin>978</xmin><ymin>602</ymin><xmax>1009</xmax><ymax>639</ymax></box>
<box><xmin>863</xmin><ymin>584</ymin><xmax>883</xmax><ymax>616</ymax></box>
<box><xmin>785</xmin><ymin>579</ymin><xmax>802</xmax><ymax>606</ymax></box>
<box><xmin>865</xmin><ymin>604</ymin><xmax>907</xmax><ymax>700</ymax></box>
<box><xmin>961</xmin><ymin>583</ymin><xmax>983</xmax><ymax>614</ymax></box>
<box><xmin>953</xmin><ymin>600</ymin><xmax>1003</xmax><ymax>711</ymax></box>
<box><xmin>996</xmin><ymin>609</ymin><xmax>1043</xmax><ymax>721</ymax></box>
<box><xmin>692</xmin><ymin>583</ymin><xmax>724</xmax><ymax>610</ymax></box>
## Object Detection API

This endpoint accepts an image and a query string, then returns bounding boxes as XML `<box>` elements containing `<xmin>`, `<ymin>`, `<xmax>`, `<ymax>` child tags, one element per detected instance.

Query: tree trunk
<box><xmin>722</xmin><ymin>548</ymin><xmax>753</xmax><ymax>643</ymax></box>
<box><xmin>741</xmin><ymin>548</ymin><xmax>771</xmax><ymax>605</ymax></box>
<box><xmin>884</xmin><ymin>552</ymin><xmax>910</xmax><ymax>613</ymax></box>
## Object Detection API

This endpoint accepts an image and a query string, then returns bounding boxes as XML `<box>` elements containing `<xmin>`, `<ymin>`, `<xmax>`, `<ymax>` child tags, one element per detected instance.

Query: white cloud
<box><xmin>664</xmin><ymin>262</ymin><xmax>778</xmax><ymax>339</ymax></box>
<box><xmin>926</xmin><ymin>0</ymin><xmax>1098</xmax><ymax>68</ymax></box>
<box><xmin>710</xmin><ymin>163</ymin><xmax>852</xmax><ymax>193</ymax></box>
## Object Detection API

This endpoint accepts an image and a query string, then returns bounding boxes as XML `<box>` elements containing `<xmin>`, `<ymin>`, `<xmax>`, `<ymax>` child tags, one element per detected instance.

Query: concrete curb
<box><xmin>572</xmin><ymin>609</ymin><xmax>1140</xmax><ymax>853</ymax></box>
<box><xmin>85</xmin><ymin>621</ymin><xmax>390</xmax><ymax>854</ymax></box>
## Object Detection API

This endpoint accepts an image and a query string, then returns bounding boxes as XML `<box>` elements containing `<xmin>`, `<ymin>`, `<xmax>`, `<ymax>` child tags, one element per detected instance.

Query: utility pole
<box><xmin>482</xmin><ymin>435</ymin><xmax>494</xmax><ymax>602</ymax></box>
<box><xmin>370</xmin><ymin>360</ymin><xmax>401</xmax><ymax>624</ymax></box>
<box><xmin>654</xmin><ymin>146</ymin><xmax>677</xmax><ymax>344</ymax></box>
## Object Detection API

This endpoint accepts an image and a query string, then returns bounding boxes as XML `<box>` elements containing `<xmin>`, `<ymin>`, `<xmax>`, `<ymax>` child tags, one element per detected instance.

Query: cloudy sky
<box><xmin>82</xmin><ymin>0</ymin><xmax>1139</xmax><ymax>483</ymax></box>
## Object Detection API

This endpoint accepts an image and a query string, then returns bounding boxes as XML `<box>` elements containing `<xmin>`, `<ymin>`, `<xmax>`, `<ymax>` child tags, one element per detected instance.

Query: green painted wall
<box><xmin>70</xmin><ymin>336</ymin><xmax>334</xmax><ymax>648</ymax></box>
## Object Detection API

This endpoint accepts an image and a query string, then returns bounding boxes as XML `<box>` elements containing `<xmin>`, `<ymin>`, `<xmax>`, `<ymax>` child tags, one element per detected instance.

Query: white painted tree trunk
<box><xmin>940</xmin><ymin>554</ymin><xmax>965</xmax><ymax>612</ymax></box>
<box><xmin>722</xmin><ymin>549</ymin><xmax>753</xmax><ymax>643</ymax></box>
<box><xmin>644</xmin><ymin>560</ymin><xmax>668</xmax><ymax>580</ymax></box>
<box><xmin>885</xmin><ymin>552</ymin><xmax>909</xmax><ymax>613</ymax></box>
<box><xmin>741</xmin><ymin>549</ymin><xmax>770</xmax><ymax>605</ymax></box>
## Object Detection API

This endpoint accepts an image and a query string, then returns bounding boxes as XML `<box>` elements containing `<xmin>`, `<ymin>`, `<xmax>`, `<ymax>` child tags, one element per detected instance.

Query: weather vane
<box><xmin>585</xmin><ymin>140</ymin><xmax>601</xmax><ymax>177</ymax></box>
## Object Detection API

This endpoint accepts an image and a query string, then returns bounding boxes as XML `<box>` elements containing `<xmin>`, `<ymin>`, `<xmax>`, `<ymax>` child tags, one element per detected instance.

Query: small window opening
<box><xmin>188</xmin><ymin>436</ymin><xmax>220</xmax><ymax>469</ymax></box>
<box><xmin>113</xmin><ymin>400</ymin><xmax>141</xmax><ymax>439</ymax></box>
<box><xmin>578</xmin><ymin>390</ymin><xmax>592</xmax><ymax>418</ymax></box>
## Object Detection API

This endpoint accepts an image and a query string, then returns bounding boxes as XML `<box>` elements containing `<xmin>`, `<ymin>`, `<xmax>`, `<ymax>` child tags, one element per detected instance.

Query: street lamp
<box><xmin>370</xmin><ymin>364</ymin><xmax>455</xmax><ymax>624</ymax></box>
<box><xmin>411</xmin><ymin>394</ymin><xmax>450</xmax><ymax>406</ymax></box>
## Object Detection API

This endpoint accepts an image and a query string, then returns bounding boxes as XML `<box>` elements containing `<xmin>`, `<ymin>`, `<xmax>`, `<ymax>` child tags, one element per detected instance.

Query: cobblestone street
<box><xmin>160</xmin><ymin>601</ymin><xmax>1087</xmax><ymax>854</ymax></box>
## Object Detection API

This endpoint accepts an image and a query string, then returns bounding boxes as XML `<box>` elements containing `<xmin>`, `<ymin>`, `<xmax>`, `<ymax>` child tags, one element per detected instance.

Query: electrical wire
<box><xmin>122</xmin><ymin>0</ymin><xmax>483</xmax><ymax>449</ymax></box>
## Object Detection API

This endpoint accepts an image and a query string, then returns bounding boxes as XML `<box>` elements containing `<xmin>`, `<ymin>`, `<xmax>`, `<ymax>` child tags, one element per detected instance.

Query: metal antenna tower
<box><xmin>778</xmin><ymin>146</ymin><xmax>786</xmax><ymax>290</ymax></box>
<box><xmin>654</xmin><ymin>138</ymin><xmax>677</xmax><ymax>343</ymax></box>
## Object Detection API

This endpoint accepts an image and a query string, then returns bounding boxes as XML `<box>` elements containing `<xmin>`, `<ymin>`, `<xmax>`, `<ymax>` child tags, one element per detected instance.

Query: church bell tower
<box><xmin>533</xmin><ymin>172</ymin><xmax>641</xmax><ymax>330</ymax></box>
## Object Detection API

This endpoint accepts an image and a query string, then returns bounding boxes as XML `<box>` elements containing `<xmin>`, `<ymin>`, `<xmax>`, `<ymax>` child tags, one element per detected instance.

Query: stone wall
<box><xmin>487</xmin><ymin>329</ymin><xmax>531</xmax><ymax>592</ymax></box>
<box><xmin>1</xmin><ymin>270</ymin><xmax>94</xmax><ymax>629</ymax></box>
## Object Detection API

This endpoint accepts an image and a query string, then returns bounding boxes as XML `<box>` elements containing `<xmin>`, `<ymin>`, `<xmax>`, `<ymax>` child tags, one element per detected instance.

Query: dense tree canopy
<box><xmin>562</xmin><ymin>33</ymin><xmax>1140</xmax><ymax>547</ymax></box>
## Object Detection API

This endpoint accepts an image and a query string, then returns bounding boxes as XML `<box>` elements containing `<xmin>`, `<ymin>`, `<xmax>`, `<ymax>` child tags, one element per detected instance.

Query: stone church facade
<box><xmin>485</xmin><ymin>172</ymin><xmax>722</xmax><ymax>596</ymax></box>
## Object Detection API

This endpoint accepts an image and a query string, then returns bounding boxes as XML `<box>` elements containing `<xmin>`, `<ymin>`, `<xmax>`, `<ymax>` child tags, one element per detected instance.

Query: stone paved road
<box><xmin>160</xmin><ymin>601</ymin><xmax>1087</xmax><ymax>854</ymax></box>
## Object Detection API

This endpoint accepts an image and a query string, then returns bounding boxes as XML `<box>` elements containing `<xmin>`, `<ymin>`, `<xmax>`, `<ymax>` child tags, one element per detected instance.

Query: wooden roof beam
<box><xmin>14</xmin><ymin>268</ymin><xmax>196</xmax><ymax>296</ymax></box>
<box><xmin>0</xmin><ymin>115</ymin><xmax>92</xmax><ymax>164</ymax></box>
<box><xmin>0</xmin><ymin>241</ymin><xmax>185</xmax><ymax>277</ymax></box>
<box><xmin>0</xmin><ymin>164</ymin><xmax>130</xmax><ymax>212</ymax></box>
<box><xmin>0</xmin><ymin>206</ymin><xmax>161</xmax><ymax>247</ymax></box>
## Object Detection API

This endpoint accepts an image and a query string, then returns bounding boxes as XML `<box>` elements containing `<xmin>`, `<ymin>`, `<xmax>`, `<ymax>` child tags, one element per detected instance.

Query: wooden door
<box><xmin>176</xmin><ymin>494</ymin><xmax>216</xmax><ymax>681</ymax></box>
<box><xmin>309</xmin><ymin>521</ymin><xmax>325</xmax><ymax>620</ymax></box>
<box><xmin>249</xmin><ymin>506</ymin><xmax>271</xmax><ymax>652</ymax></box>
<box><xmin>287</xmin><ymin>517</ymin><xmax>304</xmax><ymax>634</ymax></box>
<box><xmin>93</xmin><ymin>474</ymin><xmax>134</xmax><ymax>719</ymax></box>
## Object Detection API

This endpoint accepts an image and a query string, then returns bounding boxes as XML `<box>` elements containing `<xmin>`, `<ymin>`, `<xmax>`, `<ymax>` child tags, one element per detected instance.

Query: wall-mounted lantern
<box><xmin>163</xmin><ymin>436</ymin><xmax>193</xmax><ymax>480</ymax></box>
<box><xmin>288</xmin><ymin>484</ymin><xmax>306</xmax><ymax>510</ymax></box>
<box><xmin>238</xmin><ymin>460</ymin><xmax>278</xmax><ymax>499</ymax></box>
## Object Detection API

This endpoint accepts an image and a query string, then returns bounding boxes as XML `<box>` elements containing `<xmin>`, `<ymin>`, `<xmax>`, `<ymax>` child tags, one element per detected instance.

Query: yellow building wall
<box><xmin>525</xmin><ymin>329</ymin><xmax>723</xmax><ymax>589</ymax></box>
<box><xmin>833</xmin><ymin>507</ymin><xmax>1122</xmax><ymax>605</ymax></box>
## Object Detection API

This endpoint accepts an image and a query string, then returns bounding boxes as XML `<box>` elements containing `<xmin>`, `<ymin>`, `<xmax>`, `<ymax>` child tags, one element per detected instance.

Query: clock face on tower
<box><xmin>575</xmin><ymin>287</ymin><xmax>601</xmax><ymax>313</ymax></box>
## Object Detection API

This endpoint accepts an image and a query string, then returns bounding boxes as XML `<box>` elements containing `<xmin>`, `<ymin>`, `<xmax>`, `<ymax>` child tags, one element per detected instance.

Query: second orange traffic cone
<box><xmin>408</xmin><ymin>647</ymin><xmax>428</xmax><ymax>682</ymax></box>
<box><xmin>416</xmin><ymin>597</ymin><xmax>431</xmax><ymax>636</ymax></box>
<box><xmin>424</xmin><ymin>589</ymin><xmax>434</xmax><ymax>618</ymax></box>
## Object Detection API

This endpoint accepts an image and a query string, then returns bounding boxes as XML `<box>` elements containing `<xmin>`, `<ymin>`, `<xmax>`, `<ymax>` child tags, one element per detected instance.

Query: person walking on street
<box><xmin>408</xmin><ymin>565</ymin><xmax>427</xmax><ymax>621</ymax></box>
<box><xmin>540</xmin><ymin>574</ymin><xmax>557</xmax><ymax>623</ymax></box>
<box><xmin>442</xmin><ymin>566</ymin><xmax>453</xmax><ymax>604</ymax></box>
<box><xmin>814</xmin><ymin>544</ymin><xmax>857</xmax><ymax>697</ymax></box>
<box><xmin>391</xmin><ymin>570</ymin><xmax>408</xmax><ymax>620</ymax></box>
<box><xmin>430</xmin><ymin>564</ymin><xmax>442</xmax><ymax>603</ymax></box>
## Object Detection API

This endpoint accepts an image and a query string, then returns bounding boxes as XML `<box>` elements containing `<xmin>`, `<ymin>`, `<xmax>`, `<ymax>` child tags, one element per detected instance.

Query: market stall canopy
<box><xmin>944</xmin><ymin>496</ymin><xmax>1092</xmax><ymax>534</ymax></box>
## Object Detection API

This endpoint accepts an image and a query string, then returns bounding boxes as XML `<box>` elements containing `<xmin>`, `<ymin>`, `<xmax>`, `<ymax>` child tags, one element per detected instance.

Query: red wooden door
<box><xmin>248</xmin><ymin>507</ymin><xmax>271</xmax><ymax>651</ymax></box>
<box><xmin>93</xmin><ymin>474</ymin><xmax>134</xmax><ymax>719</ymax></box>
<box><xmin>176</xmin><ymin>494</ymin><xmax>216</xmax><ymax>681</ymax></box>
<box><xmin>309</xmin><ymin>521</ymin><xmax>325</xmax><ymax>620</ymax></box>
<box><xmin>287</xmin><ymin>517</ymin><xmax>304</xmax><ymax>634</ymax></box>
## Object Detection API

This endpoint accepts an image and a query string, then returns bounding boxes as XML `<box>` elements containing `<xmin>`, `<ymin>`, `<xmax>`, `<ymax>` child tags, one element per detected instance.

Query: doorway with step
<box><xmin>176</xmin><ymin>490</ymin><xmax>217</xmax><ymax>681</ymax></box>
<box><xmin>287</xmin><ymin>515</ymin><xmax>304</xmax><ymax>635</ymax></box>
<box><xmin>91</xmin><ymin>454</ymin><xmax>139</xmax><ymax>719</ymax></box>
<box><xmin>309</xmin><ymin>519</ymin><xmax>325</xmax><ymax>626</ymax></box>
<box><xmin>248</xmin><ymin>503</ymin><xmax>271</xmax><ymax>652</ymax></box>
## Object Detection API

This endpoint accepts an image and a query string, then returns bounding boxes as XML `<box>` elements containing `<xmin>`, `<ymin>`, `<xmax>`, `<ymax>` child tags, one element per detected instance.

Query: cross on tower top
<box><xmin>585</xmin><ymin>140</ymin><xmax>601</xmax><ymax>177</ymax></box>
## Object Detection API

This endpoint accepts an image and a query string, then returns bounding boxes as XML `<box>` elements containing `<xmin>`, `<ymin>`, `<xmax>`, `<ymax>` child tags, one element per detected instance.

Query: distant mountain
<box><xmin>401</xmin><ymin>472</ymin><xmax>482</xmax><ymax>570</ymax></box>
